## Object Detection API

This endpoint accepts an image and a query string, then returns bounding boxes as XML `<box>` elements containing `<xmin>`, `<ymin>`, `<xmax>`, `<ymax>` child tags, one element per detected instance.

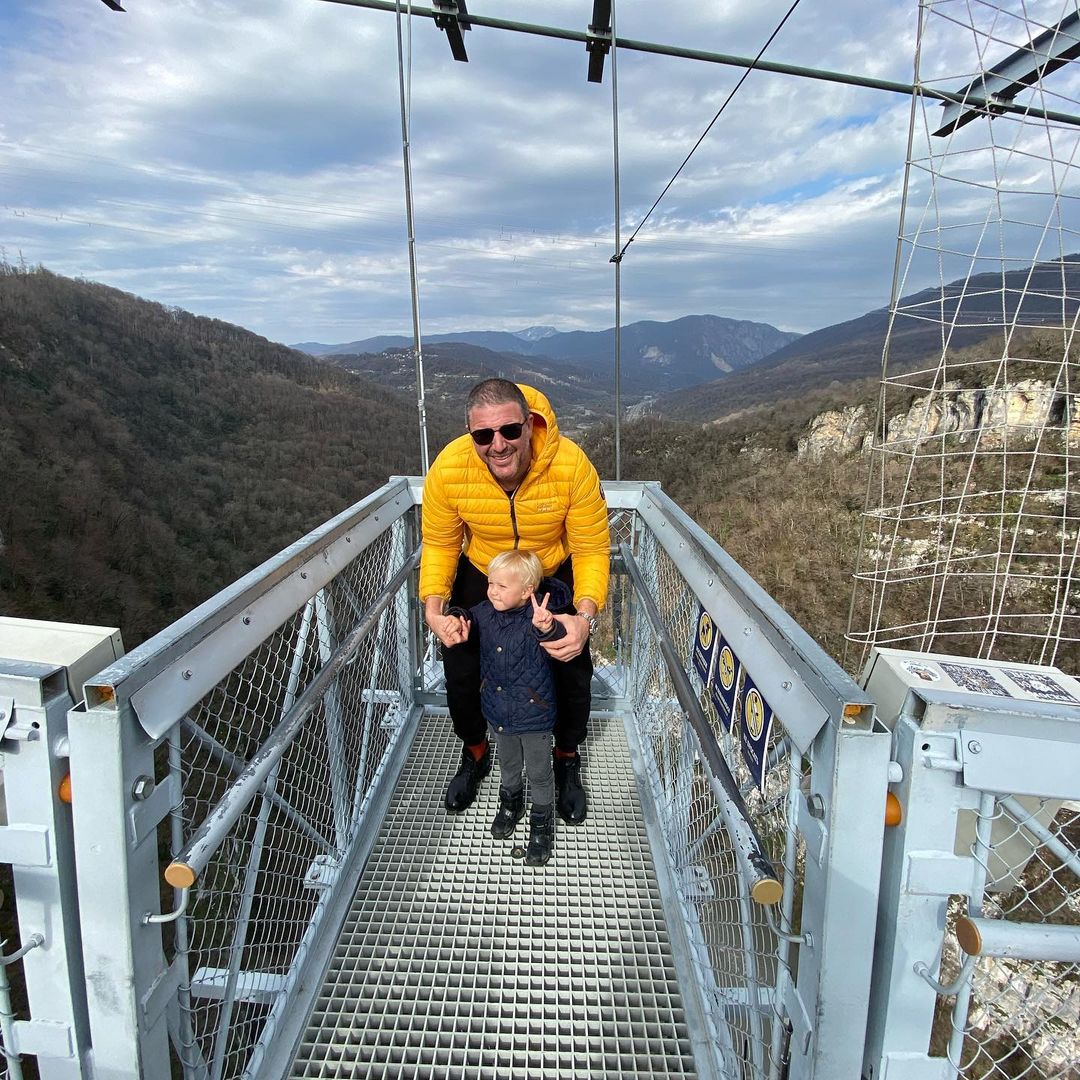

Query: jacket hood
<box><xmin>519</xmin><ymin>383</ymin><xmax>560</xmax><ymax>475</ymax></box>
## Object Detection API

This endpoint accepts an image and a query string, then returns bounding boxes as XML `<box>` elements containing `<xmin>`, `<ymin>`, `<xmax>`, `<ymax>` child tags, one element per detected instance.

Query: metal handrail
<box><xmin>620</xmin><ymin>542</ymin><xmax>782</xmax><ymax>905</ymax></box>
<box><xmin>162</xmin><ymin>547</ymin><xmax>420</xmax><ymax>890</ymax></box>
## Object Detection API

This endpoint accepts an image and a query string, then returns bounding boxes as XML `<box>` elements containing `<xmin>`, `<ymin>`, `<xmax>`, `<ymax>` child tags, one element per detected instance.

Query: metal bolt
<box><xmin>181</xmin><ymin>669</ymin><xmax>193</xmax><ymax>681</ymax></box>
<box><xmin>243</xmin><ymin>616</ymin><xmax>251</xmax><ymax>626</ymax></box>
<box><xmin>782</xmin><ymin>681</ymin><xmax>792</xmax><ymax>691</ymax></box>
<box><xmin>743</xmin><ymin>626</ymin><xmax>753</xmax><ymax>636</ymax></box>
<box><xmin>967</xmin><ymin>740</ymin><xmax>982</xmax><ymax>754</ymax></box>
<box><xmin>131</xmin><ymin>775</ymin><xmax>155</xmax><ymax>801</ymax></box>
<box><xmin>346</xmin><ymin>536</ymin><xmax>352</xmax><ymax>543</ymax></box>
<box><xmin>300</xmin><ymin>572</ymin><xmax>308</xmax><ymax>580</ymax></box>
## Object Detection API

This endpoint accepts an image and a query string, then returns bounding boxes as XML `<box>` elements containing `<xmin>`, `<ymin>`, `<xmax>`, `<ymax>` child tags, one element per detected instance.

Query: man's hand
<box><xmin>424</xmin><ymin>597</ymin><xmax>471</xmax><ymax>647</ymax></box>
<box><xmin>539</xmin><ymin>610</ymin><xmax>591</xmax><ymax>660</ymax></box>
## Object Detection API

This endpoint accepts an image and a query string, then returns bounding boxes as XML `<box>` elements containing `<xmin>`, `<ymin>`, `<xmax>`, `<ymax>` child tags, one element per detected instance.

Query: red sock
<box><xmin>467</xmin><ymin>740</ymin><xmax>488</xmax><ymax>761</ymax></box>
<box><xmin>554</xmin><ymin>747</ymin><xmax>578</xmax><ymax>760</ymax></box>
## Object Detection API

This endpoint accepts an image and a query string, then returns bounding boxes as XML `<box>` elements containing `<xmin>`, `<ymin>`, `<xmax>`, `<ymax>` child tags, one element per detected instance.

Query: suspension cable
<box><xmin>616</xmin><ymin>0</ymin><xmax>803</xmax><ymax>262</ymax></box>
<box><xmin>395</xmin><ymin>0</ymin><xmax>430</xmax><ymax>473</ymax></box>
<box><xmin>610</xmin><ymin>0</ymin><xmax>623</xmax><ymax>481</ymax></box>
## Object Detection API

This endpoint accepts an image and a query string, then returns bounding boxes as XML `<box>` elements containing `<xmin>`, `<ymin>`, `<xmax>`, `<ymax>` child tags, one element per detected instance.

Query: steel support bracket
<box><xmin>432</xmin><ymin>0</ymin><xmax>470</xmax><ymax>63</ymax></box>
<box><xmin>141</xmin><ymin>957</ymin><xmax>183</xmax><ymax>1027</ymax></box>
<box><xmin>0</xmin><ymin>823</ymin><xmax>52</xmax><ymax>867</ymax></box>
<box><xmin>0</xmin><ymin>698</ymin><xmax>41</xmax><ymax>742</ymax></box>
<box><xmin>782</xmin><ymin>979</ymin><xmax>814</xmax><ymax>1057</ymax></box>
<box><xmin>906</xmin><ymin>851</ymin><xmax>972</xmax><ymax>896</ymax></box>
<box><xmin>11</xmin><ymin>1018</ymin><xmax>74</xmax><ymax>1058</ymax></box>
<box><xmin>586</xmin><ymin>0</ymin><xmax>613</xmax><ymax>83</ymax></box>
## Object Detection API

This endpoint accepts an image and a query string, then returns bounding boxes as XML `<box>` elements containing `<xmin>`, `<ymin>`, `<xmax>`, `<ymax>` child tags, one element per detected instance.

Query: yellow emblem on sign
<box><xmin>744</xmin><ymin>688</ymin><xmax>766</xmax><ymax>740</ymax></box>
<box><xmin>718</xmin><ymin>645</ymin><xmax>735</xmax><ymax>690</ymax></box>
<box><xmin>697</xmin><ymin>612</ymin><xmax>714</xmax><ymax>650</ymax></box>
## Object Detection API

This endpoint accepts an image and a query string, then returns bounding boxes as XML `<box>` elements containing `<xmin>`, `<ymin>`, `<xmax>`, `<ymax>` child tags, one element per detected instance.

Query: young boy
<box><xmin>446</xmin><ymin>549</ymin><xmax>573</xmax><ymax>866</ymax></box>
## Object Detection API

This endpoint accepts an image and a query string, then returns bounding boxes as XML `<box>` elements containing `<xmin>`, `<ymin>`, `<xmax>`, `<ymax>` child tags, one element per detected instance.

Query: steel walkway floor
<box><xmin>289</xmin><ymin>708</ymin><xmax>698</xmax><ymax>1079</ymax></box>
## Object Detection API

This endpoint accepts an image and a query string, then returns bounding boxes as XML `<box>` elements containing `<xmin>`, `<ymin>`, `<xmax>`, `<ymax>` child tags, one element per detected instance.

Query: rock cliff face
<box><xmin>797</xmin><ymin>380</ymin><xmax>1079</xmax><ymax>459</ymax></box>
<box><xmin>796</xmin><ymin>404</ymin><xmax>872</xmax><ymax>461</ymax></box>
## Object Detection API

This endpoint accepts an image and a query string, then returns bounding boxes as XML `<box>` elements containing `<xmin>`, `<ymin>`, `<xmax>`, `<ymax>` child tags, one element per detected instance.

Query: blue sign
<box><xmin>708</xmin><ymin>636</ymin><xmax>741</xmax><ymax>732</ymax></box>
<box><xmin>738</xmin><ymin>671</ymin><xmax>774</xmax><ymax>792</ymax></box>
<box><xmin>691</xmin><ymin>606</ymin><xmax>716</xmax><ymax>686</ymax></box>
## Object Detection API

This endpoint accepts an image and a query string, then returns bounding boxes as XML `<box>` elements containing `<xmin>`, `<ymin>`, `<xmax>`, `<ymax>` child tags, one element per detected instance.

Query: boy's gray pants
<box><xmin>491</xmin><ymin>729</ymin><xmax>554</xmax><ymax>808</ymax></box>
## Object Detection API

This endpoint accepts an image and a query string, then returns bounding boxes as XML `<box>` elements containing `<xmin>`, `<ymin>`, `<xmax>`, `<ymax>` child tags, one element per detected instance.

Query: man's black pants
<box><xmin>443</xmin><ymin>554</ymin><xmax>592</xmax><ymax>752</ymax></box>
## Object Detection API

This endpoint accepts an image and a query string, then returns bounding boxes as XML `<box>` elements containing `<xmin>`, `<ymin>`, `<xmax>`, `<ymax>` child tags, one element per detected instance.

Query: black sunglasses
<box><xmin>468</xmin><ymin>421</ymin><xmax>526</xmax><ymax>446</ymax></box>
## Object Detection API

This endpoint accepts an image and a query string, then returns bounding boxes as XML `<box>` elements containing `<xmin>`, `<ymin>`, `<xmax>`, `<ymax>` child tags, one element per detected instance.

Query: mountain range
<box><xmin>295</xmin><ymin>257</ymin><xmax>1080</xmax><ymax>430</ymax></box>
<box><xmin>294</xmin><ymin>314</ymin><xmax>802</xmax><ymax>401</ymax></box>
<box><xmin>654</xmin><ymin>255</ymin><xmax>1080</xmax><ymax>424</ymax></box>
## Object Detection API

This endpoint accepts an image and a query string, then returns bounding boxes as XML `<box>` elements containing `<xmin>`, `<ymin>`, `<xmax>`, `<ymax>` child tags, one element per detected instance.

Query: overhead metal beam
<box><xmin>431</xmin><ymin>0</ymin><xmax>470</xmax><ymax>63</ymax></box>
<box><xmin>935</xmin><ymin>9</ymin><xmax>1080</xmax><ymax>136</ymax></box>
<box><xmin>586</xmin><ymin>0</ymin><xmax>612</xmax><ymax>84</ymax></box>
<box><xmin>316</xmin><ymin>0</ymin><xmax>1080</xmax><ymax>130</ymax></box>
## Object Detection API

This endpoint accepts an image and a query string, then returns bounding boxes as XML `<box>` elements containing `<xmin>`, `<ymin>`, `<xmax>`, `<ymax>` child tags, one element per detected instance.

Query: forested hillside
<box><xmin>0</xmin><ymin>263</ymin><xmax>457</xmax><ymax>646</ymax></box>
<box><xmin>581</xmin><ymin>418</ymin><xmax>868</xmax><ymax>662</ymax></box>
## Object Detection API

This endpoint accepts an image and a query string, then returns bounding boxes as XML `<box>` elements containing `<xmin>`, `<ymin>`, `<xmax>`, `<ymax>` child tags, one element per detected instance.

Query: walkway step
<box><xmin>289</xmin><ymin>709</ymin><xmax>697</xmax><ymax>1078</ymax></box>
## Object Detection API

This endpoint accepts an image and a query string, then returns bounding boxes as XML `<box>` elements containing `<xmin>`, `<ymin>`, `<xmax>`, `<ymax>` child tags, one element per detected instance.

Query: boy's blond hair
<box><xmin>488</xmin><ymin>549</ymin><xmax>543</xmax><ymax>591</ymax></box>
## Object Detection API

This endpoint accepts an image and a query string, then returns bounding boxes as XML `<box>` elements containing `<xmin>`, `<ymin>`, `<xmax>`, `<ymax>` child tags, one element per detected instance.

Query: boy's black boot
<box><xmin>490</xmin><ymin>786</ymin><xmax>526</xmax><ymax>839</ymax></box>
<box><xmin>553</xmin><ymin>751</ymin><xmax>587</xmax><ymax>824</ymax></box>
<box><xmin>525</xmin><ymin>804</ymin><xmax>555</xmax><ymax>866</ymax></box>
<box><xmin>444</xmin><ymin>743</ymin><xmax>491</xmax><ymax>812</ymax></box>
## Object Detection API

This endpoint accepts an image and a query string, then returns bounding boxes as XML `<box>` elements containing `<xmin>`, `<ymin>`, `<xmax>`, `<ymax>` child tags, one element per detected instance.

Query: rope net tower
<box><xmin>848</xmin><ymin>0</ymin><xmax>1080</xmax><ymax>677</ymax></box>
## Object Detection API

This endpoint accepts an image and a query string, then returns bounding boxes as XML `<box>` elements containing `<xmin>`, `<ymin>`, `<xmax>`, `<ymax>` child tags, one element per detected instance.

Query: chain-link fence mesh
<box><xmin>933</xmin><ymin>797</ymin><xmax>1080</xmax><ymax>1079</ymax></box>
<box><xmin>625</xmin><ymin>526</ymin><xmax>800</xmax><ymax>1080</ymax></box>
<box><xmin>159</xmin><ymin>518</ymin><xmax>417</xmax><ymax>1076</ymax></box>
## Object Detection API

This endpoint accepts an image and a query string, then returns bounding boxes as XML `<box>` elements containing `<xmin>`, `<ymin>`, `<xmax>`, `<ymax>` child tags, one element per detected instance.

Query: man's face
<box><xmin>467</xmin><ymin>401</ymin><xmax>533</xmax><ymax>490</ymax></box>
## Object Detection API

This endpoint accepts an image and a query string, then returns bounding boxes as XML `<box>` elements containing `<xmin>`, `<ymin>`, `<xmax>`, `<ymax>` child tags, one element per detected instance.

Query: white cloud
<box><xmin>3</xmin><ymin>0</ymin><xmax>1069</xmax><ymax>345</ymax></box>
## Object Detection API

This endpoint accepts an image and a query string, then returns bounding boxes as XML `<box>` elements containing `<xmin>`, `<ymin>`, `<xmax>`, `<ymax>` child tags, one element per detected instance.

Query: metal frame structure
<box><xmin>0</xmin><ymin>478</ymin><xmax>885</xmax><ymax>1078</ymax></box>
<box><xmin>2</xmin><ymin>479</ymin><xmax>1077</xmax><ymax>1076</ymax></box>
<box><xmin>862</xmin><ymin>648</ymin><xmax>1080</xmax><ymax>1079</ymax></box>
<box><xmin>0</xmin><ymin>662</ymin><xmax>92</xmax><ymax>1078</ymax></box>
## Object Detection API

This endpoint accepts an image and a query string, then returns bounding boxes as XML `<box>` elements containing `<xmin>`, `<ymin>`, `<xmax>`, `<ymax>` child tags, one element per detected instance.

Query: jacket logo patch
<box><xmin>537</xmin><ymin>502</ymin><xmax>552</xmax><ymax>513</ymax></box>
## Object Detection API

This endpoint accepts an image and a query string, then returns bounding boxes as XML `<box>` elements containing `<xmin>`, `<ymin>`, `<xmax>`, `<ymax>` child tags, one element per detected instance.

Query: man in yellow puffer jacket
<box><xmin>421</xmin><ymin>379</ymin><xmax>610</xmax><ymax>823</ymax></box>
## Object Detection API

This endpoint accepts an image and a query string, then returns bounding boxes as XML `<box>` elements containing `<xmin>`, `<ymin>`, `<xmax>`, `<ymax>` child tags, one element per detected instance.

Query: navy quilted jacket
<box><xmin>459</xmin><ymin>576</ymin><xmax>573</xmax><ymax>735</ymax></box>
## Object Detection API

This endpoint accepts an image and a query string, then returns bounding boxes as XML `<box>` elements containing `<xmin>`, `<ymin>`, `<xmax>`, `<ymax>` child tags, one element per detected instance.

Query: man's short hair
<box><xmin>488</xmin><ymin>549</ymin><xmax>543</xmax><ymax>591</ymax></box>
<box><xmin>466</xmin><ymin>379</ymin><xmax>529</xmax><ymax>423</ymax></box>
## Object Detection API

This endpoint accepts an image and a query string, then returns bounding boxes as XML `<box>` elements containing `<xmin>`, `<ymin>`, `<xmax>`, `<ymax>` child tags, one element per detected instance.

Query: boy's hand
<box><xmin>424</xmin><ymin>601</ymin><xmax>470</xmax><ymax>647</ymax></box>
<box><xmin>531</xmin><ymin>592</ymin><xmax>554</xmax><ymax>632</ymax></box>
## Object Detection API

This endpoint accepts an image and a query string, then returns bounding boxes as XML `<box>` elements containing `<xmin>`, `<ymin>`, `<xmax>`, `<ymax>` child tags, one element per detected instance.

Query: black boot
<box><xmin>554</xmin><ymin>751</ymin><xmax>587</xmax><ymax>824</ymax></box>
<box><xmin>490</xmin><ymin>785</ymin><xmax>525</xmax><ymax>839</ymax></box>
<box><xmin>444</xmin><ymin>744</ymin><xmax>491</xmax><ymax>812</ymax></box>
<box><xmin>525</xmin><ymin>803</ymin><xmax>555</xmax><ymax>866</ymax></box>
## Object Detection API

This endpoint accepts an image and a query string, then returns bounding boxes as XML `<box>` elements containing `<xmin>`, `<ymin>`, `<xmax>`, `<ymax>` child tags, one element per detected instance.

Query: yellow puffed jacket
<box><xmin>420</xmin><ymin>385</ymin><xmax>610</xmax><ymax>610</ymax></box>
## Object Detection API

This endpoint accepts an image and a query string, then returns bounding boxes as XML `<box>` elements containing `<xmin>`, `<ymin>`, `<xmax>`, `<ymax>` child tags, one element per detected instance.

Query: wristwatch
<box><xmin>577</xmin><ymin>610</ymin><xmax>598</xmax><ymax>635</ymax></box>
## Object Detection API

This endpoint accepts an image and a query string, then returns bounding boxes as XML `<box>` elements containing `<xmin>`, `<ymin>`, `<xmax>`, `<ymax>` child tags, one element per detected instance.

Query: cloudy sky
<box><xmin>3</xmin><ymin>1</ymin><xmax>941</xmax><ymax>345</ymax></box>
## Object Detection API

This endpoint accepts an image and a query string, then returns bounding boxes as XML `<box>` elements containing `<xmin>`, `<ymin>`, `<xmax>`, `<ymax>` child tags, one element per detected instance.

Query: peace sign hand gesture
<box><xmin>530</xmin><ymin>592</ymin><xmax>554</xmax><ymax>633</ymax></box>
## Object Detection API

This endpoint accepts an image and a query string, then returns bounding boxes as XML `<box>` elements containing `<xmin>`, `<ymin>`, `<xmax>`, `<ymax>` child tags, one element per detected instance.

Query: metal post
<box><xmin>314</xmin><ymin>589</ymin><xmax>351</xmax><ymax>851</ymax></box>
<box><xmin>946</xmin><ymin>792</ymin><xmax>996</xmax><ymax>1075</ymax></box>
<box><xmin>166</xmin><ymin>729</ymin><xmax>206</xmax><ymax>1079</ymax></box>
<box><xmin>68</xmin><ymin>696</ymin><xmax>172</xmax><ymax>1079</ymax></box>
<box><xmin>0</xmin><ymin>660</ymin><xmax>95</xmax><ymax>1079</ymax></box>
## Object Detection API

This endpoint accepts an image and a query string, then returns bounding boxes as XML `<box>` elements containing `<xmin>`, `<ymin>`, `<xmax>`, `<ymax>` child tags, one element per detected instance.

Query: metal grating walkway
<box><xmin>290</xmin><ymin>709</ymin><xmax>698</xmax><ymax>1079</ymax></box>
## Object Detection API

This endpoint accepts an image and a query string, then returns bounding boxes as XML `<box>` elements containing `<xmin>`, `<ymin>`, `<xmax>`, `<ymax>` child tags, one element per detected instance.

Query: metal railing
<box><xmin>946</xmin><ymin>797</ymin><xmax>1080</xmax><ymax>1078</ymax></box>
<box><xmin>68</xmin><ymin>478</ymin><xmax>422</xmax><ymax>1078</ymax></box>
<box><xmin>863</xmin><ymin>653</ymin><xmax>1080</xmax><ymax>1080</ymax></box>
<box><xmin>612</xmin><ymin>484</ymin><xmax>887</xmax><ymax>1080</ymax></box>
<box><xmin>14</xmin><ymin>478</ymin><xmax>1040</xmax><ymax>1080</ymax></box>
